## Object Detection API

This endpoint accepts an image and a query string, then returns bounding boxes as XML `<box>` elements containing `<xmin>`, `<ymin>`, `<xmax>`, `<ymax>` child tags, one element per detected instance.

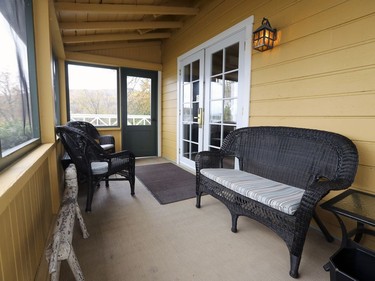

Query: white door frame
<box><xmin>177</xmin><ymin>16</ymin><xmax>254</xmax><ymax>169</ymax></box>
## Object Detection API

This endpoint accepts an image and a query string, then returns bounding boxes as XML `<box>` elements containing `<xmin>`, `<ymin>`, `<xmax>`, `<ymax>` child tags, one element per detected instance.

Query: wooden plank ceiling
<box><xmin>54</xmin><ymin>0</ymin><xmax>200</xmax><ymax>51</ymax></box>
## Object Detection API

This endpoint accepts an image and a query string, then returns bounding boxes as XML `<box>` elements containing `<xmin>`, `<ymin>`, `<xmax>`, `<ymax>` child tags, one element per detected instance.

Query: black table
<box><xmin>321</xmin><ymin>189</ymin><xmax>375</xmax><ymax>278</ymax></box>
<box><xmin>321</xmin><ymin>189</ymin><xmax>375</xmax><ymax>248</ymax></box>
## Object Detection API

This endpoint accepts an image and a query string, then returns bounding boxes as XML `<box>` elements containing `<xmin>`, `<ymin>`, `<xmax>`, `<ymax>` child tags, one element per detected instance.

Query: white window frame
<box><xmin>0</xmin><ymin>0</ymin><xmax>40</xmax><ymax>171</ymax></box>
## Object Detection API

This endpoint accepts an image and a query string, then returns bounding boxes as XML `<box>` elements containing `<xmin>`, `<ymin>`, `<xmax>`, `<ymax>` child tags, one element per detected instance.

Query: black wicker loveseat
<box><xmin>195</xmin><ymin>126</ymin><xmax>358</xmax><ymax>278</ymax></box>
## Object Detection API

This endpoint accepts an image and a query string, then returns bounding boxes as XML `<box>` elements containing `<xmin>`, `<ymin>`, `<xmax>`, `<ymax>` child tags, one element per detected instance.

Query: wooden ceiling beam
<box><xmin>63</xmin><ymin>32</ymin><xmax>171</xmax><ymax>44</ymax></box>
<box><xmin>59</xmin><ymin>21</ymin><xmax>183</xmax><ymax>31</ymax></box>
<box><xmin>65</xmin><ymin>41</ymin><xmax>160</xmax><ymax>52</ymax></box>
<box><xmin>65</xmin><ymin>51</ymin><xmax>162</xmax><ymax>71</ymax></box>
<box><xmin>55</xmin><ymin>3</ymin><xmax>199</xmax><ymax>15</ymax></box>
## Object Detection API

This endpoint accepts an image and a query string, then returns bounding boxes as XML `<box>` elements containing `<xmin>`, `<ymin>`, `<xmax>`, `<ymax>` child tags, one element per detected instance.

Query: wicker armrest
<box><xmin>195</xmin><ymin>151</ymin><xmax>224</xmax><ymax>171</ymax></box>
<box><xmin>299</xmin><ymin>178</ymin><xmax>352</xmax><ymax>212</ymax></box>
<box><xmin>108</xmin><ymin>150</ymin><xmax>135</xmax><ymax>160</ymax></box>
<box><xmin>92</xmin><ymin>150</ymin><xmax>133</xmax><ymax>166</ymax></box>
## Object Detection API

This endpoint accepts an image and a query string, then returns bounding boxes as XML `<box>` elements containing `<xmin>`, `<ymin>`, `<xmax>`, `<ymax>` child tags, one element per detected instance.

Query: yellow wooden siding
<box><xmin>0</xmin><ymin>154</ymin><xmax>53</xmax><ymax>281</ymax></box>
<box><xmin>252</xmin><ymin>43</ymin><xmax>375</xmax><ymax>86</ymax></box>
<box><xmin>251</xmin><ymin>93</ymin><xmax>375</xmax><ymax>117</ymax></box>
<box><xmin>251</xmin><ymin>67</ymin><xmax>375</xmax><ymax>100</ymax></box>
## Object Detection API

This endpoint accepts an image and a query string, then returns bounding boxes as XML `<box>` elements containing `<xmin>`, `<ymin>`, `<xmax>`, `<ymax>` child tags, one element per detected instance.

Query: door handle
<box><xmin>198</xmin><ymin>108</ymin><xmax>204</xmax><ymax>128</ymax></box>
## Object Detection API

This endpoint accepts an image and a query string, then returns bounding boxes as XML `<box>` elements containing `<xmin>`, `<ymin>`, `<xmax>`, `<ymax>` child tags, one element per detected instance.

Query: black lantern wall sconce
<box><xmin>253</xmin><ymin>18</ymin><xmax>277</xmax><ymax>52</ymax></box>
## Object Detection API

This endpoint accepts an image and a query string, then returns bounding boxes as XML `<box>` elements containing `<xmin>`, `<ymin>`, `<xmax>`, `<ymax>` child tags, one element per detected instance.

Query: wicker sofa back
<box><xmin>221</xmin><ymin>126</ymin><xmax>358</xmax><ymax>190</ymax></box>
<box><xmin>195</xmin><ymin>126</ymin><xmax>358</xmax><ymax>278</ymax></box>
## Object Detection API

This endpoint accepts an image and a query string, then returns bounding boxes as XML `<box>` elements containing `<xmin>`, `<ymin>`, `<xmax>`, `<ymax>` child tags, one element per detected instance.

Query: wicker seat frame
<box><xmin>56</xmin><ymin>125</ymin><xmax>135</xmax><ymax>212</ymax></box>
<box><xmin>195</xmin><ymin>126</ymin><xmax>358</xmax><ymax>278</ymax></box>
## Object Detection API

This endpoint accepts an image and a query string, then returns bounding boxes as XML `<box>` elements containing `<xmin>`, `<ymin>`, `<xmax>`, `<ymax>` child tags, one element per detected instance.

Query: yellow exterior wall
<box><xmin>161</xmin><ymin>0</ymin><xmax>375</xmax><ymax>244</ymax></box>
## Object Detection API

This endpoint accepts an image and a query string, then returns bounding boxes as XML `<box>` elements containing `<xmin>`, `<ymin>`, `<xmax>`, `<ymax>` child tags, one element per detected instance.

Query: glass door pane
<box><xmin>182</xmin><ymin>61</ymin><xmax>199</xmax><ymax>161</ymax></box>
<box><xmin>127</xmin><ymin>76</ymin><xmax>151</xmax><ymax>126</ymax></box>
<box><xmin>208</xmin><ymin>43</ymin><xmax>239</xmax><ymax>146</ymax></box>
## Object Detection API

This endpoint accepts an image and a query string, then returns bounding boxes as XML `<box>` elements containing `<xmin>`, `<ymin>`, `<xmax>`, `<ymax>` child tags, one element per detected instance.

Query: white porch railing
<box><xmin>70</xmin><ymin>114</ymin><xmax>151</xmax><ymax>126</ymax></box>
<box><xmin>127</xmin><ymin>115</ymin><xmax>151</xmax><ymax>125</ymax></box>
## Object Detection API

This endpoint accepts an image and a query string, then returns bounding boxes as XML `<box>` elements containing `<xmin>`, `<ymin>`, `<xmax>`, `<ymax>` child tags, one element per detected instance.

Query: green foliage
<box><xmin>68</xmin><ymin>76</ymin><xmax>152</xmax><ymax>117</ymax></box>
<box><xmin>127</xmin><ymin>90</ymin><xmax>151</xmax><ymax>115</ymax></box>
<box><xmin>69</xmin><ymin>89</ymin><xmax>118</xmax><ymax>115</ymax></box>
<box><xmin>0</xmin><ymin>121</ymin><xmax>32</xmax><ymax>150</ymax></box>
<box><xmin>127</xmin><ymin>77</ymin><xmax>151</xmax><ymax>115</ymax></box>
<box><xmin>0</xmin><ymin>72</ymin><xmax>33</xmax><ymax>151</ymax></box>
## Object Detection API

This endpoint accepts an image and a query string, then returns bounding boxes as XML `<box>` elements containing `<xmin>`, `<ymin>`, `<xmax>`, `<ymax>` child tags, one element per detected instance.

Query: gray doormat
<box><xmin>136</xmin><ymin>163</ymin><xmax>196</xmax><ymax>204</ymax></box>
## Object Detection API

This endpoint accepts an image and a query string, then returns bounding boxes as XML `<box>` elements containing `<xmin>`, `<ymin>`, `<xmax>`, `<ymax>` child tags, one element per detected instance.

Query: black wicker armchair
<box><xmin>56</xmin><ymin>125</ymin><xmax>135</xmax><ymax>212</ymax></box>
<box><xmin>67</xmin><ymin>121</ymin><xmax>115</xmax><ymax>153</ymax></box>
<box><xmin>196</xmin><ymin>126</ymin><xmax>358</xmax><ymax>278</ymax></box>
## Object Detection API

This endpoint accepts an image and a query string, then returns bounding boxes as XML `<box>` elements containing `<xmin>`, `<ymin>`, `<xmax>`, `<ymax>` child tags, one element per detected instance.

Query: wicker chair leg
<box><xmin>130</xmin><ymin>179</ymin><xmax>135</xmax><ymax>196</ymax></box>
<box><xmin>105</xmin><ymin>176</ymin><xmax>109</xmax><ymax>188</ymax></box>
<box><xmin>85</xmin><ymin>180</ymin><xmax>95</xmax><ymax>212</ymax></box>
<box><xmin>196</xmin><ymin>193</ymin><xmax>202</xmax><ymax>208</ymax></box>
<box><xmin>231</xmin><ymin>213</ymin><xmax>238</xmax><ymax>233</ymax></box>
<box><xmin>289</xmin><ymin>254</ymin><xmax>301</xmax><ymax>278</ymax></box>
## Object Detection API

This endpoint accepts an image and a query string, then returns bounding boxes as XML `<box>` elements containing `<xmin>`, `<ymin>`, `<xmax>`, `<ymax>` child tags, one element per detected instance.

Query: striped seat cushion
<box><xmin>200</xmin><ymin>168</ymin><xmax>305</xmax><ymax>215</ymax></box>
<box><xmin>91</xmin><ymin>162</ymin><xmax>108</xmax><ymax>175</ymax></box>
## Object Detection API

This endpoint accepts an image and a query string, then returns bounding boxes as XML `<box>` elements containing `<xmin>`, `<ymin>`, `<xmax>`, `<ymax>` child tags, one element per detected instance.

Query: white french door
<box><xmin>179</xmin><ymin>50</ymin><xmax>205</xmax><ymax>168</ymax></box>
<box><xmin>178</xmin><ymin>17</ymin><xmax>253</xmax><ymax>170</ymax></box>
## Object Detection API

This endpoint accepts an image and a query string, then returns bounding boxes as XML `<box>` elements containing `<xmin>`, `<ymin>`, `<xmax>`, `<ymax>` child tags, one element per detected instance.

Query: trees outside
<box><xmin>67</xmin><ymin>64</ymin><xmax>118</xmax><ymax>125</ymax></box>
<box><xmin>127</xmin><ymin>76</ymin><xmax>151</xmax><ymax>116</ymax></box>
<box><xmin>68</xmin><ymin>75</ymin><xmax>151</xmax><ymax>126</ymax></box>
<box><xmin>69</xmin><ymin>89</ymin><xmax>117</xmax><ymax>115</ymax></box>
<box><xmin>0</xmin><ymin>71</ymin><xmax>32</xmax><ymax>151</ymax></box>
